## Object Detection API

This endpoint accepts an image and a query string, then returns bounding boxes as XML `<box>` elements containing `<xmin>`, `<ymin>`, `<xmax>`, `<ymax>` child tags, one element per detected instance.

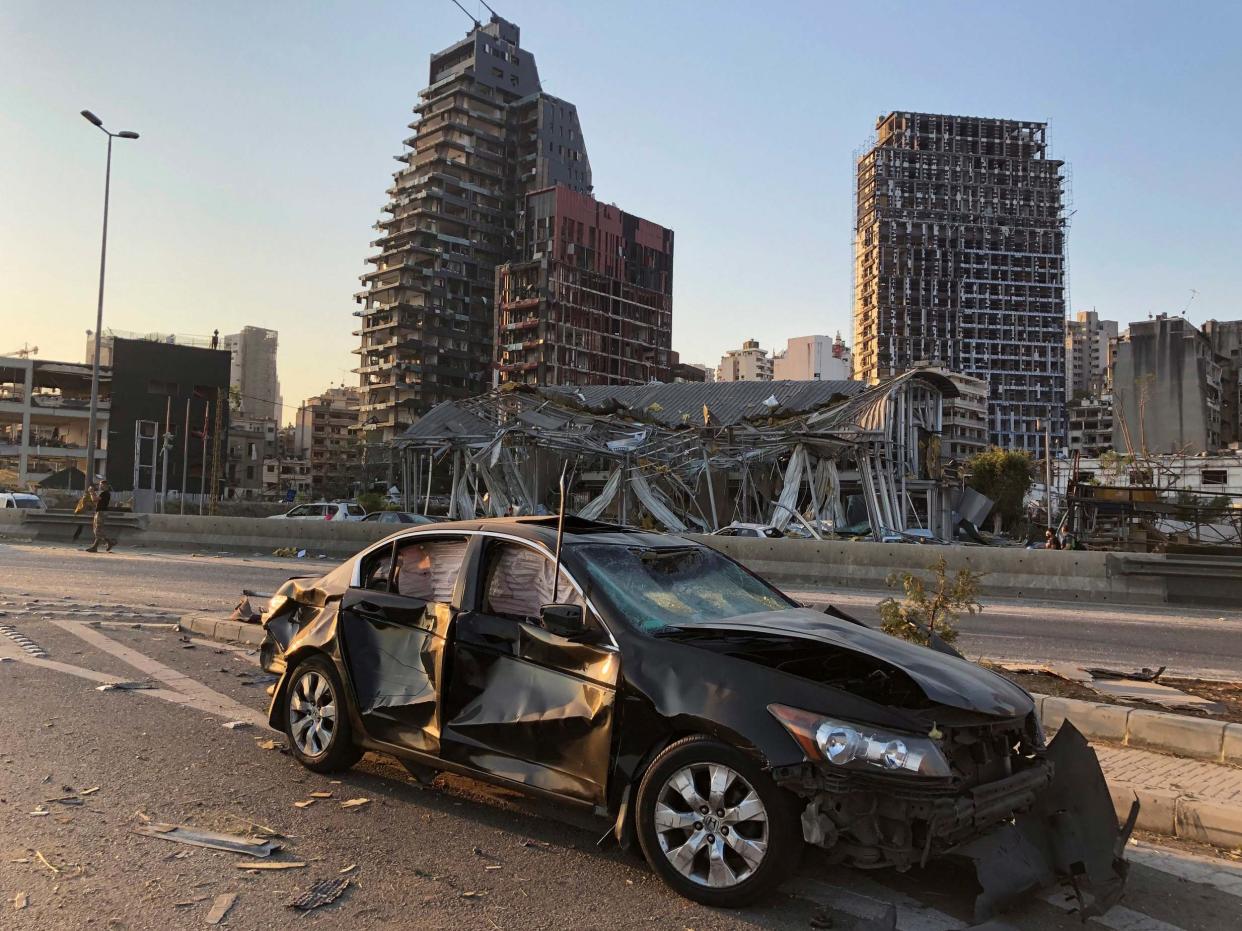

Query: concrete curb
<box><xmin>1035</xmin><ymin>693</ymin><xmax>1242</xmax><ymax>766</ymax></box>
<box><xmin>178</xmin><ymin>614</ymin><xmax>265</xmax><ymax>646</ymax></box>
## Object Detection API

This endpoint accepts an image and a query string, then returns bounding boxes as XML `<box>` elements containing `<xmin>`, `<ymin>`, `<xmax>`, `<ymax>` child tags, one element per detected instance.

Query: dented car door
<box><xmin>338</xmin><ymin>535</ymin><xmax>469</xmax><ymax>753</ymax></box>
<box><xmin>440</xmin><ymin>538</ymin><xmax>619</xmax><ymax>805</ymax></box>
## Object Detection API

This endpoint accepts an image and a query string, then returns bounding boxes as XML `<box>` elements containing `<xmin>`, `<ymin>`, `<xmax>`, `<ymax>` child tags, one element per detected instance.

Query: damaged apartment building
<box><xmin>495</xmin><ymin>186</ymin><xmax>673</xmax><ymax>385</ymax></box>
<box><xmin>854</xmin><ymin>112</ymin><xmax>1068</xmax><ymax>451</ymax></box>
<box><xmin>353</xmin><ymin>13</ymin><xmax>672</xmax><ymax>479</ymax></box>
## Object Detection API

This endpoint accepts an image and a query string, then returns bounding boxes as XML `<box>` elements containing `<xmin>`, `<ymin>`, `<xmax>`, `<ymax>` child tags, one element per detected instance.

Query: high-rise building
<box><xmin>1112</xmin><ymin>315</ymin><xmax>1223</xmax><ymax>455</ymax></box>
<box><xmin>495</xmin><ymin>185</ymin><xmax>673</xmax><ymax>386</ymax></box>
<box><xmin>295</xmin><ymin>386</ymin><xmax>361</xmax><ymax>498</ymax></box>
<box><xmin>772</xmin><ymin>333</ymin><xmax>852</xmax><ymax>381</ymax></box>
<box><xmin>1202</xmin><ymin>319</ymin><xmax>1242</xmax><ymax>448</ymax></box>
<box><xmin>1065</xmin><ymin>310</ymin><xmax>1117</xmax><ymax>400</ymax></box>
<box><xmin>853</xmin><ymin>111</ymin><xmax>1067</xmax><ymax>451</ymax></box>
<box><xmin>353</xmin><ymin>14</ymin><xmax>592</xmax><ymax>454</ymax></box>
<box><xmin>221</xmin><ymin>327</ymin><xmax>281</xmax><ymax>422</ymax></box>
<box><xmin>716</xmin><ymin>340</ymin><xmax>772</xmax><ymax>382</ymax></box>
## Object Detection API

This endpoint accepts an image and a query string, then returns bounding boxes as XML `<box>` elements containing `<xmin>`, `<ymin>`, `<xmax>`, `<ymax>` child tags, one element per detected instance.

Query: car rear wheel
<box><xmin>635</xmin><ymin>736</ymin><xmax>801</xmax><ymax>907</ymax></box>
<box><xmin>284</xmin><ymin>655</ymin><xmax>362</xmax><ymax>773</ymax></box>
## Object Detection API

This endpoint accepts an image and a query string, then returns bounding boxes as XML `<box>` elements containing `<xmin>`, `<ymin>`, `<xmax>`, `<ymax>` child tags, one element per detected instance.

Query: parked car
<box><xmin>360</xmin><ymin>511</ymin><xmax>441</xmax><ymax>525</ymax></box>
<box><xmin>257</xmin><ymin>516</ymin><xmax>1132</xmax><ymax>915</ymax></box>
<box><xmin>267</xmin><ymin>502</ymin><xmax>365</xmax><ymax>522</ymax></box>
<box><xmin>0</xmin><ymin>492</ymin><xmax>46</xmax><ymax>512</ymax></box>
<box><xmin>711</xmin><ymin>522</ymin><xmax>784</xmax><ymax>538</ymax></box>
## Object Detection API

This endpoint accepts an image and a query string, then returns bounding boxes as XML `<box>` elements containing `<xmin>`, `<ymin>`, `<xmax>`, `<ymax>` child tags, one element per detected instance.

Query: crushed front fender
<box><xmin>953</xmin><ymin>721</ymin><xmax>1138</xmax><ymax>921</ymax></box>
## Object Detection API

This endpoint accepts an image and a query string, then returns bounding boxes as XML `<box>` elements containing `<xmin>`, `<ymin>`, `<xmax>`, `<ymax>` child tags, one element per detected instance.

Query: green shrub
<box><xmin>877</xmin><ymin>557</ymin><xmax>982</xmax><ymax>646</ymax></box>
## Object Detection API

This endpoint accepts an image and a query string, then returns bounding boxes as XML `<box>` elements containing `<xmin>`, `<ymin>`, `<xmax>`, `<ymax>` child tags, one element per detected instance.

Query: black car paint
<box><xmin>261</xmin><ymin>517</ymin><xmax>1131</xmax><ymax>916</ymax></box>
<box><xmin>265</xmin><ymin>522</ymin><xmax>1003</xmax><ymax>805</ymax></box>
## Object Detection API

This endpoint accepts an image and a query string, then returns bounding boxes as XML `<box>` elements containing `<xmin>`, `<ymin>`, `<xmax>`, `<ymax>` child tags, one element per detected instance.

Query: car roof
<box><xmin>394</xmin><ymin>515</ymin><xmax>695</xmax><ymax>549</ymax></box>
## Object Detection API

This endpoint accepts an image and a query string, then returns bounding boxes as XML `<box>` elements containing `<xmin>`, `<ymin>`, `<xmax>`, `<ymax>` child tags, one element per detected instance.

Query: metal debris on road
<box><xmin>133</xmin><ymin>822</ymin><xmax>282</xmax><ymax>858</ymax></box>
<box><xmin>222</xmin><ymin>721</ymin><xmax>252</xmax><ymax>730</ymax></box>
<box><xmin>29</xmin><ymin>807</ymin><xmax>49</xmax><ymax>817</ymax></box>
<box><xmin>236</xmin><ymin>861</ymin><xmax>306</xmax><ymax>870</ymax></box>
<box><xmin>205</xmin><ymin>892</ymin><xmax>237</xmax><ymax>925</ymax></box>
<box><xmin>45</xmin><ymin>795</ymin><xmax>84</xmax><ymax>806</ymax></box>
<box><xmin>256</xmin><ymin>739</ymin><xmax>280</xmax><ymax>751</ymax></box>
<box><xmin>95</xmin><ymin>681</ymin><xmax>154</xmax><ymax>692</ymax></box>
<box><xmin>80</xmin><ymin>786</ymin><xmax>101</xmax><ymax>796</ymax></box>
<box><xmin>339</xmin><ymin>798</ymin><xmax>370</xmax><ymax>809</ymax></box>
<box><xmin>288</xmin><ymin>878</ymin><xmax>350</xmax><ymax>912</ymax></box>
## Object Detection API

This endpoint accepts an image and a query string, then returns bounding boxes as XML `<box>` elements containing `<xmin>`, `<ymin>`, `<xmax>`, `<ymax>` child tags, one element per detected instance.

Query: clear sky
<box><xmin>3</xmin><ymin>1</ymin><xmax>1240</xmax><ymax>423</ymax></box>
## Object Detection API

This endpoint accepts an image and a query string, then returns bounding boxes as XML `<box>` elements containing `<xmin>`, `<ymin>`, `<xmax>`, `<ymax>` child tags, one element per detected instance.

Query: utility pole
<box><xmin>198</xmin><ymin>399</ymin><xmax>209</xmax><ymax>514</ymax></box>
<box><xmin>1043</xmin><ymin>419</ymin><xmax>1053</xmax><ymax>530</ymax></box>
<box><xmin>179</xmin><ymin>397</ymin><xmax>190</xmax><ymax>514</ymax></box>
<box><xmin>159</xmin><ymin>397</ymin><xmax>172</xmax><ymax>514</ymax></box>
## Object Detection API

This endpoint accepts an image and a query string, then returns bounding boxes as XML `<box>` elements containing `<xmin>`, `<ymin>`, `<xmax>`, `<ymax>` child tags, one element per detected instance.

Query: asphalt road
<box><xmin>1</xmin><ymin>540</ymin><xmax>1238</xmax><ymax>678</ymax></box>
<box><xmin>2</xmin><ymin>540</ymin><xmax>1242</xmax><ymax>929</ymax></box>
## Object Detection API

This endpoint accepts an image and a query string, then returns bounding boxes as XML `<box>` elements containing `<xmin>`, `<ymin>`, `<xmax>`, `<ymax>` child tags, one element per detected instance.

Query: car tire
<box><xmin>283</xmin><ymin>654</ymin><xmax>362</xmax><ymax>773</ymax></box>
<box><xmin>635</xmin><ymin>736</ymin><xmax>802</xmax><ymax>908</ymax></box>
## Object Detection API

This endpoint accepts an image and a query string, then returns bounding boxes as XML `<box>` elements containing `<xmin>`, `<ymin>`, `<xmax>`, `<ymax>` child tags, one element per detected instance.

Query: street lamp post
<box><xmin>81</xmin><ymin>110</ymin><xmax>139</xmax><ymax>490</ymax></box>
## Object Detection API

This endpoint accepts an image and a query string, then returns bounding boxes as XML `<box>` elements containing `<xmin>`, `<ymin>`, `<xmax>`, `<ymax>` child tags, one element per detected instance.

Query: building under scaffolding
<box><xmin>393</xmin><ymin>371</ymin><xmax>961</xmax><ymax>541</ymax></box>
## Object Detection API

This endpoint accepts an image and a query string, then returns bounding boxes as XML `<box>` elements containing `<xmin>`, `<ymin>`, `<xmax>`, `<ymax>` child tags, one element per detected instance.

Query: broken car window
<box><xmin>483</xmin><ymin>543</ymin><xmax>584</xmax><ymax>624</ymax></box>
<box><xmin>392</xmin><ymin>538</ymin><xmax>467</xmax><ymax>603</ymax></box>
<box><xmin>573</xmin><ymin>544</ymin><xmax>791</xmax><ymax>633</ymax></box>
<box><xmin>359</xmin><ymin>544</ymin><xmax>394</xmax><ymax>591</ymax></box>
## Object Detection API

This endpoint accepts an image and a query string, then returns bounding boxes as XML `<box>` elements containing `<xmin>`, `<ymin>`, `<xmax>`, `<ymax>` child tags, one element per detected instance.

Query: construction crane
<box><xmin>4</xmin><ymin>344</ymin><xmax>38</xmax><ymax>358</ymax></box>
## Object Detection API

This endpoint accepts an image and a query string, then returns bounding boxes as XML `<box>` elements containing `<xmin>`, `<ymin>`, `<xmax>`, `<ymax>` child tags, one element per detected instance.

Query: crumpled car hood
<box><xmin>660</xmin><ymin>607</ymin><xmax>1033</xmax><ymax>719</ymax></box>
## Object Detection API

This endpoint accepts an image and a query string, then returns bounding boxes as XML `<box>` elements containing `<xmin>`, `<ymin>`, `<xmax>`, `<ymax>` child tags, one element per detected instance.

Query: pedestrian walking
<box><xmin>85</xmin><ymin>478</ymin><xmax>117</xmax><ymax>553</ymax></box>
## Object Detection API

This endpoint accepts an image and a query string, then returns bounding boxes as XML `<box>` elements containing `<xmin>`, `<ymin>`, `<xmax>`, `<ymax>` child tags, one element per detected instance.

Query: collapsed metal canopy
<box><xmin>395</xmin><ymin>372</ymin><xmax>959</xmax><ymax>539</ymax></box>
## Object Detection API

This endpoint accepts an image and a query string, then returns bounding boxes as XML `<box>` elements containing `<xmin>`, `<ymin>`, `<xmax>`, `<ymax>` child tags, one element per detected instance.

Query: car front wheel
<box><xmin>284</xmin><ymin>655</ymin><xmax>362</xmax><ymax>773</ymax></box>
<box><xmin>635</xmin><ymin>736</ymin><xmax>801</xmax><ymax>907</ymax></box>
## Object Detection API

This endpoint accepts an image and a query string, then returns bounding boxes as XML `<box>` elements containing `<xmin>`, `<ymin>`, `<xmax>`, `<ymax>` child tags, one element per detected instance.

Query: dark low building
<box><xmin>105</xmin><ymin>337</ymin><xmax>231</xmax><ymax>509</ymax></box>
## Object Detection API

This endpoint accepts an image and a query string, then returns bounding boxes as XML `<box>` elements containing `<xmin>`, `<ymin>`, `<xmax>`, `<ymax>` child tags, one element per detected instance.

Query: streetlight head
<box><xmin>117</xmin><ymin>131</ymin><xmax>139</xmax><ymax>139</ymax></box>
<box><xmin>81</xmin><ymin>110</ymin><xmax>103</xmax><ymax>127</ymax></box>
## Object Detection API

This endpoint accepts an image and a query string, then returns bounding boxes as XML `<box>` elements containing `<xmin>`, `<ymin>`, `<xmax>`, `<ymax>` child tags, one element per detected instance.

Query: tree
<box><xmin>966</xmin><ymin>447</ymin><xmax>1033</xmax><ymax>529</ymax></box>
<box><xmin>877</xmin><ymin>557</ymin><xmax>983</xmax><ymax>647</ymax></box>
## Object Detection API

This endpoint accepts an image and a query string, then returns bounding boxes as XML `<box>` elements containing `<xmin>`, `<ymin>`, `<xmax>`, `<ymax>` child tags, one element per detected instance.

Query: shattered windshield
<box><xmin>573</xmin><ymin>543</ymin><xmax>793</xmax><ymax>633</ymax></box>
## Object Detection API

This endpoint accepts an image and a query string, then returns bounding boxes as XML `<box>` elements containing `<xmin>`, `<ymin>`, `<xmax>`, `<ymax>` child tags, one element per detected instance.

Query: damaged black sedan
<box><xmin>259</xmin><ymin>517</ymin><xmax>1134</xmax><ymax>916</ymax></box>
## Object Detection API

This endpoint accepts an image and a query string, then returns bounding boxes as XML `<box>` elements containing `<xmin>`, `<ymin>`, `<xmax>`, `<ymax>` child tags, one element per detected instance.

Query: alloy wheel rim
<box><xmin>288</xmin><ymin>670</ymin><xmax>336</xmax><ymax>757</ymax></box>
<box><xmin>654</xmin><ymin>762</ymin><xmax>769</xmax><ymax>887</ymax></box>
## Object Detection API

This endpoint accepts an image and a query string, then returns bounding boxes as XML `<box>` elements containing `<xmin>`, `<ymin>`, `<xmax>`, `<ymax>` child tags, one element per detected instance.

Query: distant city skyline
<box><xmin>3</xmin><ymin>0</ymin><xmax>1240</xmax><ymax>421</ymax></box>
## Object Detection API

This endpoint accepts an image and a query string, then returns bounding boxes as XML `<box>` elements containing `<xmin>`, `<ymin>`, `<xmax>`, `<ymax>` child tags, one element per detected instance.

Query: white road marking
<box><xmin>31</xmin><ymin>620</ymin><xmax>268</xmax><ymax>727</ymax></box>
<box><xmin>1041</xmin><ymin>892</ymin><xmax>1187</xmax><ymax>931</ymax></box>
<box><xmin>785</xmin><ymin>875</ymin><xmax>990</xmax><ymax>931</ymax></box>
<box><xmin>1126</xmin><ymin>840</ymin><xmax>1242</xmax><ymax>899</ymax></box>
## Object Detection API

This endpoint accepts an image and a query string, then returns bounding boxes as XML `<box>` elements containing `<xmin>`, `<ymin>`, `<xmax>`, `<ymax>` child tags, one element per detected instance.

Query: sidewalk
<box><xmin>1093</xmin><ymin>741</ymin><xmax>1242</xmax><ymax>849</ymax></box>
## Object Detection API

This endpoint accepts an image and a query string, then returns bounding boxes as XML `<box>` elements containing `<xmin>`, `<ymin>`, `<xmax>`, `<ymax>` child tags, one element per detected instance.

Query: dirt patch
<box><xmin>986</xmin><ymin>666</ymin><xmax>1242</xmax><ymax>725</ymax></box>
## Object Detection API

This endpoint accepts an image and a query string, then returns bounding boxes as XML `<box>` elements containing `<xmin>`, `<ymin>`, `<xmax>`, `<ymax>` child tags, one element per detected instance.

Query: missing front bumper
<box><xmin>786</xmin><ymin>722</ymin><xmax>1136</xmax><ymax>920</ymax></box>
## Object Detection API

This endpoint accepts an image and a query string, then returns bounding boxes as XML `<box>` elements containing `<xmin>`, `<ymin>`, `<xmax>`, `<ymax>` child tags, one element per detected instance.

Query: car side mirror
<box><xmin>540</xmin><ymin>603</ymin><xmax>587</xmax><ymax>638</ymax></box>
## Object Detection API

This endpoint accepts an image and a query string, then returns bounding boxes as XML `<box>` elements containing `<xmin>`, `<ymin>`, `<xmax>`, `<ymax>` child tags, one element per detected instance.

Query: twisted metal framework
<box><xmin>394</xmin><ymin>371</ymin><xmax>958</xmax><ymax>540</ymax></box>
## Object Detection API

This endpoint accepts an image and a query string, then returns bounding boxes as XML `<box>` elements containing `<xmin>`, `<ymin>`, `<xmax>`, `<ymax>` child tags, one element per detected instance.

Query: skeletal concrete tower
<box><xmin>853</xmin><ymin>112</ymin><xmax>1067</xmax><ymax>451</ymax></box>
<box><xmin>353</xmin><ymin>15</ymin><xmax>592</xmax><ymax>461</ymax></box>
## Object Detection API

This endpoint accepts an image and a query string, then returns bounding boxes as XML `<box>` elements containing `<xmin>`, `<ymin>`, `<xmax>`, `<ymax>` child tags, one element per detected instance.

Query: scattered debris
<box><xmin>80</xmin><ymin>786</ymin><xmax>101</xmax><ymax>796</ymax></box>
<box><xmin>339</xmin><ymin>798</ymin><xmax>370</xmax><ymax>809</ymax></box>
<box><xmin>133</xmin><ymin>822</ymin><xmax>281</xmax><ymax>858</ymax></box>
<box><xmin>229</xmin><ymin>596</ymin><xmax>263</xmax><ymax>624</ymax></box>
<box><xmin>339</xmin><ymin>864</ymin><xmax>356</xmax><ymax>875</ymax></box>
<box><xmin>288</xmin><ymin>878</ymin><xmax>350</xmax><ymax>912</ymax></box>
<box><xmin>484</xmin><ymin>865</ymin><xmax>502</xmax><ymax>872</ymax></box>
<box><xmin>294</xmin><ymin>800</ymin><xmax>316</xmax><ymax>809</ymax></box>
<box><xmin>13</xmin><ymin>891</ymin><xmax>28</xmax><ymax>910</ymax></box>
<box><xmin>35</xmin><ymin>851</ymin><xmax>60</xmax><ymax>874</ymax></box>
<box><xmin>1088</xmin><ymin>677</ymin><xmax>1227</xmax><ymax>713</ymax></box>
<box><xmin>309</xmin><ymin>791</ymin><xmax>333</xmax><ymax>799</ymax></box>
<box><xmin>45</xmin><ymin>795</ymin><xmax>84</xmax><ymax>806</ymax></box>
<box><xmin>29</xmin><ymin>807</ymin><xmax>49</xmax><ymax>817</ymax></box>
<box><xmin>520</xmin><ymin>839</ymin><xmax>551</xmax><ymax>849</ymax></box>
<box><xmin>257</xmin><ymin>737</ymin><xmax>280</xmax><ymax>750</ymax></box>
<box><xmin>95</xmin><ymin>681</ymin><xmax>154</xmax><ymax>692</ymax></box>
<box><xmin>460</xmin><ymin>890</ymin><xmax>488</xmax><ymax>899</ymax></box>
<box><xmin>236</xmin><ymin>861</ymin><xmax>306</xmax><ymax>871</ymax></box>
<box><xmin>205</xmin><ymin>892</ymin><xmax>237</xmax><ymax>925</ymax></box>
<box><xmin>1087</xmin><ymin>666</ymin><xmax>1166</xmax><ymax>682</ymax></box>
<box><xmin>222</xmin><ymin>721</ymin><xmax>252</xmax><ymax>730</ymax></box>
<box><xmin>172</xmin><ymin>895</ymin><xmax>210</xmax><ymax>908</ymax></box>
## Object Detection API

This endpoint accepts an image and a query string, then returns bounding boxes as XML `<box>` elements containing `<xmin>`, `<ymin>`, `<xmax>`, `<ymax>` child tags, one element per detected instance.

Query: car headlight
<box><xmin>769</xmin><ymin>703</ymin><xmax>953</xmax><ymax>778</ymax></box>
